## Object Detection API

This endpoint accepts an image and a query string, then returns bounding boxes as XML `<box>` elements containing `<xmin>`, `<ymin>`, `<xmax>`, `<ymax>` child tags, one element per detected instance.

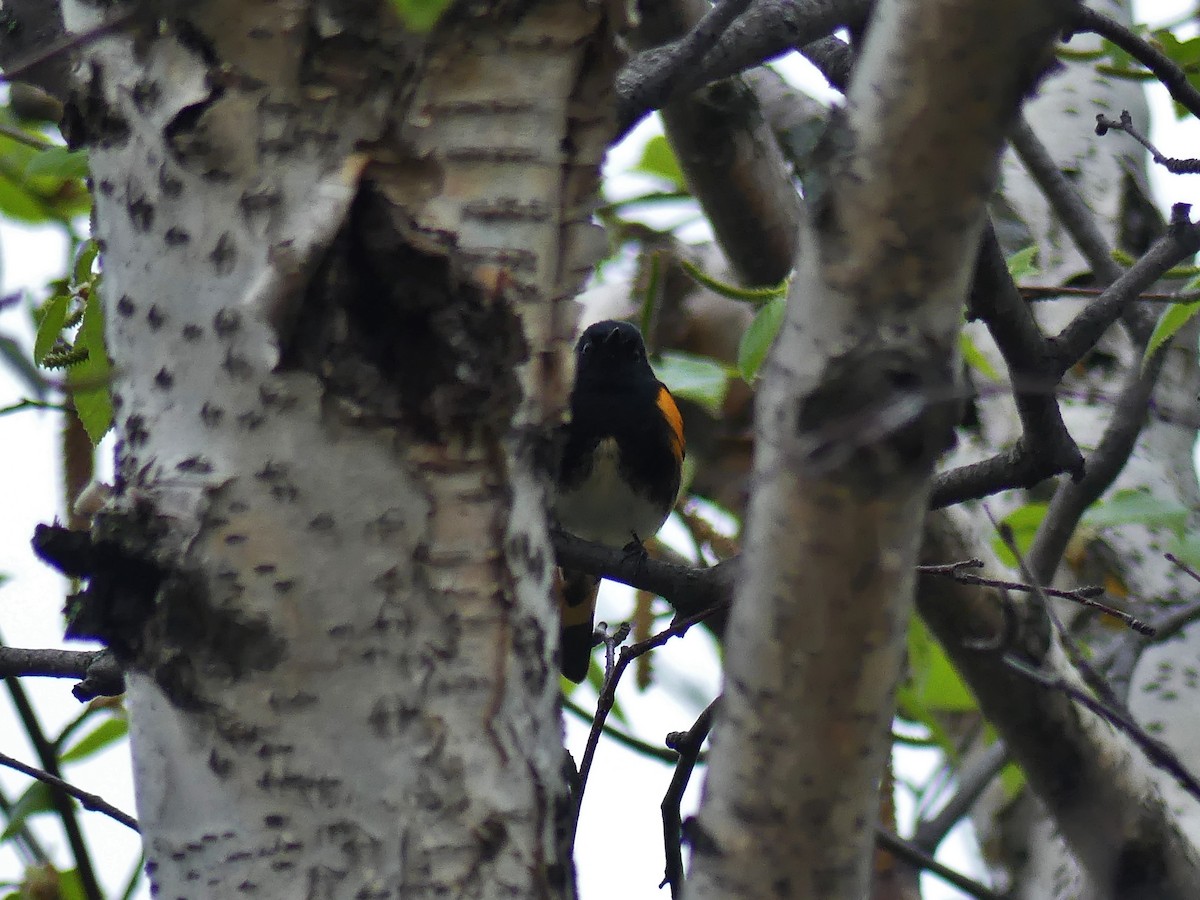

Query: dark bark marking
<box><xmin>213</xmin><ymin>307</ymin><xmax>242</xmax><ymax>336</ymax></box>
<box><xmin>280</xmin><ymin>181</ymin><xmax>527</xmax><ymax>445</ymax></box>
<box><xmin>209</xmin><ymin>232</ymin><xmax>237</xmax><ymax>275</ymax></box>
<box><xmin>199</xmin><ymin>402</ymin><xmax>224</xmax><ymax>427</ymax></box>
<box><xmin>164</xmin><ymin>226</ymin><xmax>190</xmax><ymax>246</ymax></box>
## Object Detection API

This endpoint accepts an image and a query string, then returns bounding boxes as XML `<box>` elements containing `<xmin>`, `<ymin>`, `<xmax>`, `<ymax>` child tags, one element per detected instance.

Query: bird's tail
<box><xmin>558</xmin><ymin>569</ymin><xmax>599</xmax><ymax>683</ymax></box>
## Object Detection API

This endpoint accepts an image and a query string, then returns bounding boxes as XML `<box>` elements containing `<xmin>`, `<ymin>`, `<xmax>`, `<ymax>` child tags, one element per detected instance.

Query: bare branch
<box><xmin>615</xmin><ymin>0</ymin><xmax>872</xmax><ymax>132</ymax></box>
<box><xmin>1027</xmin><ymin>344</ymin><xmax>1170</xmax><ymax>583</ymax></box>
<box><xmin>1096</xmin><ymin>111</ymin><xmax>1200</xmax><ymax>175</ymax></box>
<box><xmin>570</xmin><ymin>603</ymin><xmax>725</xmax><ymax>840</ymax></box>
<box><xmin>0</xmin><ymin>749</ymin><xmax>139</xmax><ymax>832</ymax></box>
<box><xmin>660</xmin><ymin>700</ymin><xmax>716</xmax><ymax>898</ymax></box>
<box><xmin>874</xmin><ymin>828</ymin><xmax>1002</xmax><ymax>900</ymax></box>
<box><xmin>1068</xmin><ymin>7</ymin><xmax>1200</xmax><ymax>123</ymax></box>
<box><xmin>918</xmin><ymin>512</ymin><xmax>1200</xmax><ymax>897</ymax></box>
<box><xmin>1050</xmin><ymin>205</ymin><xmax>1200</xmax><ymax>368</ymax></box>
<box><xmin>912</xmin><ymin>740</ymin><xmax>1009</xmax><ymax>854</ymax></box>
<box><xmin>0</xmin><ymin>646</ymin><xmax>125</xmax><ymax>700</ymax></box>
<box><xmin>625</xmin><ymin>0</ymin><xmax>802</xmax><ymax>285</ymax></box>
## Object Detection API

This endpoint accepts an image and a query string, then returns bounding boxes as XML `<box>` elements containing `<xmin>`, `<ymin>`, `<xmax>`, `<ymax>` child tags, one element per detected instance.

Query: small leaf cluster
<box><xmin>33</xmin><ymin>240</ymin><xmax>112</xmax><ymax>443</ymax></box>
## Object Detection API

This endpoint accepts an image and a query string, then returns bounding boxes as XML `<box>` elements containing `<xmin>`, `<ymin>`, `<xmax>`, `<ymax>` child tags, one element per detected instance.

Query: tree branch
<box><xmin>0</xmin><ymin>748</ymin><xmax>139</xmax><ymax>832</ymax></box>
<box><xmin>0</xmin><ymin>646</ymin><xmax>126</xmax><ymax>700</ymax></box>
<box><xmin>1068</xmin><ymin>7</ymin><xmax>1200</xmax><ymax>123</ymax></box>
<box><xmin>624</xmin><ymin>0</ymin><xmax>802</xmax><ymax>286</ymax></box>
<box><xmin>1027</xmin><ymin>344</ymin><xmax>1169</xmax><ymax>584</ymax></box>
<box><xmin>1050</xmin><ymin>205</ymin><xmax>1200</xmax><ymax>368</ymax></box>
<box><xmin>615</xmin><ymin>0</ymin><xmax>872</xmax><ymax>132</ymax></box>
<box><xmin>660</xmin><ymin>699</ymin><xmax>716</xmax><ymax>898</ymax></box>
<box><xmin>4</xmin><ymin>675</ymin><xmax>104</xmax><ymax>899</ymax></box>
<box><xmin>918</xmin><ymin>512</ymin><xmax>1200</xmax><ymax>897</ymax></box>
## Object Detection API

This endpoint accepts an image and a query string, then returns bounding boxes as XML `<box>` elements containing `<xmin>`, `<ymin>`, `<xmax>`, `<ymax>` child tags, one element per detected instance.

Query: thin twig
<box><xmin>874</xmin><ymin>828</ymin><xmax>1002</xmax><ymax>900</ymax></box>
<box><xmin>989</xmin><ymin>515</ymin><xmax>1200</xmax><ymax>807</ymax></box>
<box><xmin>1021</xmin><ymin>285</ymin><xmax>1200</xmax><ymax>303</ymax></box>
<box><xmin>0</xmin><ymin>10</ymin><xmax>138</xmax><ymax>84</ymax></box>
<box><xmin>1001</xmin><ymin>655</ymin><xmax>1200</xmax><ymax>804</ymax></box>
<box><xmin>5</xmin><ymin>675</ymin><xmax>107</xmax><ymax>900</ymax></box>
<box><xmin>0</xmin><ymin>122</ymin><xmax>56</xmax><ymax>151</ymax></box>
<box><xmin>562</xmin><ymin>697</ymin><xmax>680</xmax><ymax>764</ymax></box>
<box><xmin>1069</xmin><ymin>7</ymin><xmax>1200</xmax><ymax>123</ymax></box>
<box><xmin>660</xmin><ymin>700</ymin><xmax>717</xmax><ymax>898</ymax></box>
<box><xmin>912</xmin><ymin>740</ymin><xmax>1009</xmax><ymax>854</ymax></box>
<box><xmin>989</xmin><ymin>511</ymin><xmax>1124</xmax><ymax>711</ymax></box>
<box><xmin>571</xmin><ymin>603</ymin><xmax>726</xmax><ymax>840</ymax></box>
<box><xmin>1096</xmin><ymin>111</ymin><xmax>1200</xmax><ymax>176</ymax></box>
<box><xmin>0</xmin><ymin>749</ymin><xmax>139</xmax><ymax>832</ymax></box>
<box><xmin>0</xmin><ymin>398</ymin><xmax>67</xmax><ymax>416</ymax></box>
<box><xmin>919</xmin><ymin>561</ymin><xmax>1152</xmax><ymax>635</ymax></box>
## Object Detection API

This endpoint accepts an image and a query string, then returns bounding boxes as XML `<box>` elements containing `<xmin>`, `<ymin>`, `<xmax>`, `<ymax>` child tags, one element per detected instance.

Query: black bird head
<box><xmin>573</xmin><ymin>320</ymin><xmax>654</xmax><ymax>390</ymax></box>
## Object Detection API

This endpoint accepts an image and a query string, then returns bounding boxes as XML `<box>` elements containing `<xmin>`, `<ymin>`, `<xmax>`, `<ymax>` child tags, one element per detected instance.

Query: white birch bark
<box><xmin>62</xmin><ymin>0</ymin><xmax>618</xmax><ymax>895</ymax></box>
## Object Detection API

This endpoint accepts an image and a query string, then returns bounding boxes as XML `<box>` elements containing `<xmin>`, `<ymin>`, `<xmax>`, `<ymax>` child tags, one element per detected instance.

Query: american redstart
<box><xmin>554</xmin><ymin>320</ymin><xmax>685</xmax><ymax>682</ymax></box>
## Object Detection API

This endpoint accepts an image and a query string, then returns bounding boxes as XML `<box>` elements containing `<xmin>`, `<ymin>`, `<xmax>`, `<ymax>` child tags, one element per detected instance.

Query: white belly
<box><xmin>555</xmin><ymin>438</ymin><xmax>668</xmax><ymax>547</ymax></box>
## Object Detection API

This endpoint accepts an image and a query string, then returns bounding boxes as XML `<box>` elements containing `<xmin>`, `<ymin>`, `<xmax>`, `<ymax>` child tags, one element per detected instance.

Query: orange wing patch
<box><xmin>656</xmin><ymin>385</ymin><xmax>685</xmax><ymax>464</ymax></box>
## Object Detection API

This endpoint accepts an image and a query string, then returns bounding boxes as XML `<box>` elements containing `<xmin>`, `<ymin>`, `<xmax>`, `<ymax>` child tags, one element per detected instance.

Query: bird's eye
<box><xmin>579</xmin><ymin>340</ymin><xmax>592</xmax><ymax>355</ymax></box>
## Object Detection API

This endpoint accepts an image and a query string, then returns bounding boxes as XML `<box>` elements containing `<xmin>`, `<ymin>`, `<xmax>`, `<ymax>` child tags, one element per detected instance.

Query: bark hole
<box><xmin>281</xmin><ymin>181</ymin><xmax>527</xmax><ymax>444</ymax></box>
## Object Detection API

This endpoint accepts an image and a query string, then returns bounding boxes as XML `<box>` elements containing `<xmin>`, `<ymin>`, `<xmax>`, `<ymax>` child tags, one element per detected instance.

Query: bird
<box><xmin>554</xmin><ymin>320</ymin><xmax>685</xmax><ymax>682</ymax></box>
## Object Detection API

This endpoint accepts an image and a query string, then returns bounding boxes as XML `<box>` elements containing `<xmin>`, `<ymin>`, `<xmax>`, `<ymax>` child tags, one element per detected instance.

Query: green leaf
<box><xmin>679</xmin><ymin>258</ymin><xmax>789</xmax><ymax>303</ymax></box>
<box><xmin>999</xmin><ymin>761</ymin><xmax>1026</xmax><ymax>800</ymax></box>
<box><xmin>1168</xmin><ymin>532</ymin><xmax>1200</xmax><ymax>571</ymax></box>
<box><xmin>653</xmin><ymin>351</ymin><xmax>730</xmax><ymax>416</ymax></box>
<box><xmin>634</xmin><ymin>135</ymin><xmax>686</xmax><ymax>192</ymax></box>
<box><xmin>1143</xmin><ymin>299</ymin><xmax>1200</xmax><ymax>370</ymax></box>
<box><xmin>73</xmin><ymin>239</ymin><xmax>99</xmax><ymax>286</ymax></box>
<box><xmin>388</xmin><ymin>0</ymin><xmax>453</xmax><ymax>31</ymax></box>
<box><xmin>59</xmin><ymin>717</ymin><xmax>128</xmax><ymax>764</ymax></box>
<box><xmin>737</xmin><ymin>295</ymin><xmax>786</xmax><ymax>381</ymax></box>
<box><xmin>1110</xmin><ymin>247</ymin><xmax>1136</xmax><ymax>267</ymax></box>
<box><xmin>992</xmin><ymin>502</ymin><xmax>1048</xmax><ymax>568</ymax></box>
<box><xmin>33</xmin><ymin>290</ymin><xmax>69</xmax><ymax>363</ymax></box>
<box><xmin>25</xmin><ymin>146</ymin><xmax>89</xmax><ymax>181</ymax></box>
<box><xmin>906</xmin><ymin>615</ymin><xmax>976</xmax><ymax>713</ymax></box>
<box><xmin>0</xmin><ymin>136</ymin><xmax>90</xmax><ymax>223</ymax></box>
<box><xmin>960</xmin><ymin>331</ymin><xmax>1001</xmax><ymax>381</ymax></box>
<box><xmin>0</xmin><ymin>781</ymin><xmax>55</xmax><ymax>842</ymax></box>
<box><xmin>68</xmin><ymin>289</ymin><xmax>112</xmax><ymax>443</ymax></box>
<box><xmin>1082</xmin><ymin>489</ymin><xmax>1190</xmax><ymax>533</ymax></box>
<box><xmin>57</xmin><ymin>868</ymin><xmax>87</xmax><ymax>900</ymax></box>
<box><xmin>1005</xmin><ymin>245</ymin><xmax>1039</xmax><ymax>281</ymax></box>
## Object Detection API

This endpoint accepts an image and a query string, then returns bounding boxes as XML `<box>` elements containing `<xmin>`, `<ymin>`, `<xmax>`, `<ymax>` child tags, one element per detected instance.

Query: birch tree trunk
<box><xmin>684</xmin><ymin>2</ymin><xmax>1071</xmax><ymax>898</ymax></box>
<box><xmin>58</xmin><ymin>0</ymin><xmax>619</xmax><ymax>895</ymax></box>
